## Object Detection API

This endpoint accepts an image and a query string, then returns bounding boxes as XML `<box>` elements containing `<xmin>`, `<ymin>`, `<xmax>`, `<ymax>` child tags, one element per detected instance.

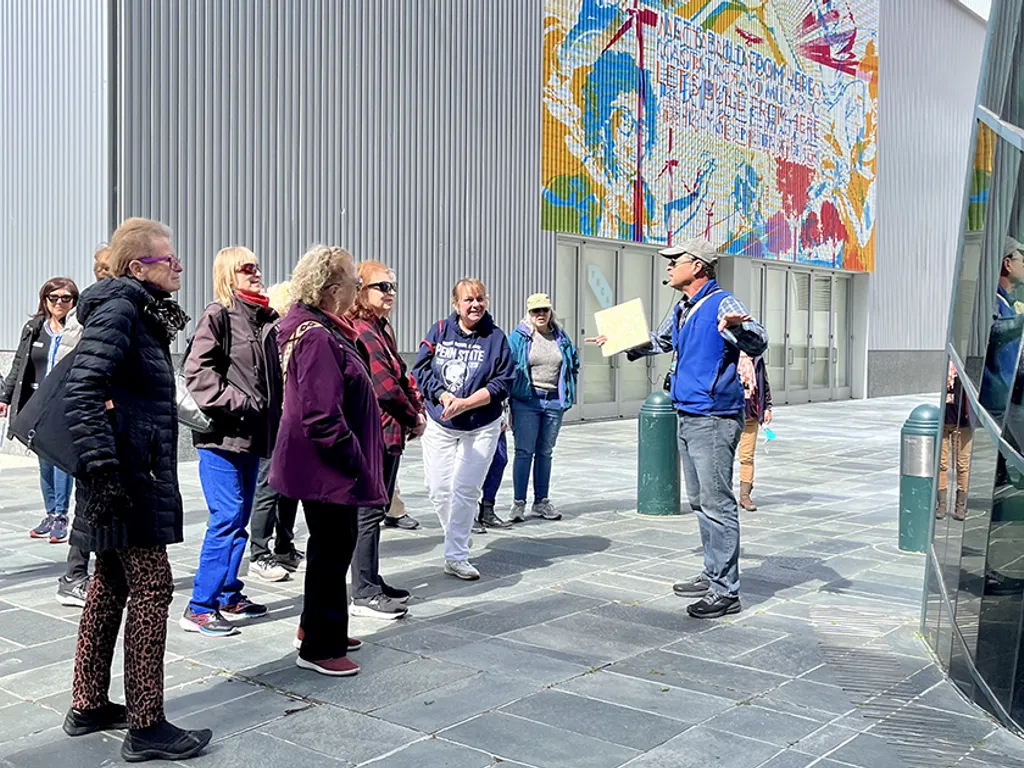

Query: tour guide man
<box><xmin>595</xmin><ymin>237</ymin><xmax>767</xmax><ymax>618</ymax></box>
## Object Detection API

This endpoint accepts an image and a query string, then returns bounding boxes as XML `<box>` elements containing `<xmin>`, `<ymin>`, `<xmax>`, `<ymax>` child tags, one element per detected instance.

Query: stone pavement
<box><xmin>2</xmin><ymin>395</ymin><xmax>1024</xmax><ymax>767</ymax></box>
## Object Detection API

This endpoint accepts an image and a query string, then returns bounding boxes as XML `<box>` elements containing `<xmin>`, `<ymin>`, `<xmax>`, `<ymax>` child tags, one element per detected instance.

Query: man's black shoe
<box><xmin>381</xmin><ymin>580</ymin><xmax>411</xmax><ymax>603</ymax></box>
<box><xmin>384</xmin><ymin>514</ymin><xmax>420</xmax><ymax>530</ymax></box>
<box><xmin>985</xmin><ymin>571</ymin><xmax>1024</xmax><ymax>596</ymax></box>
<box><xmin>686</xmin><ymin>593</ymin><xmax>741</xmax><ymax>619</ymax></box>
<box><xmin>121</xmin><ymin>720</ymin><xmax>212</xmax><ymax>762</ymax></box>
<box><xmin>673</xmin><ymin>574</ymin><xmax>710</xmax><ymax>598</ymax></box>
<box><xmin>63</xmin><ymin>703</ymin><xmax>128</xmax><ymax>736</ymax></box>
<box><xmin>479</xmin><ymin>502</ymin><xmax>512</xmax><ymax>529</ymax></box>
<box><xmin>471</xmin><ymin>519</ymin><xmax>487</xmax><ymax>535</ymax></box>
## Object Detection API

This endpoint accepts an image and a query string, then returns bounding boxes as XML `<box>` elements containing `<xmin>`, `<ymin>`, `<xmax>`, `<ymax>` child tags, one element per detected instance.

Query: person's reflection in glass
<box><xmin>938</xmin><ymin>362</ymin><xmax>973</xmax><ymax>522</ymax></box>
<box><xmin>980</xmin><ymin>237</ymin><xmax>1024</xmax><ymax>419</ymax></box>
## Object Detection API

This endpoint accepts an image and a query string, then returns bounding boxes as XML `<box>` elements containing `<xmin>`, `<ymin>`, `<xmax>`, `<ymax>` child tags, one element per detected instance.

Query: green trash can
<box><xmin>899</xmin><ymin>404</ymin><xmax>940</xmax><ymax>553</ymax></box>
<box><xmin>638</xmin><ymin>391</ymin><xmax>680</xmax><ymax>515</ymax></box>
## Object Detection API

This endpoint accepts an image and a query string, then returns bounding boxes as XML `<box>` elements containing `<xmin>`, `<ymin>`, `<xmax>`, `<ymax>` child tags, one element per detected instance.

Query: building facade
<box><xmin>0</xmin><ymin>0</ymin><xmax>985</xmax><ymax>421</ymax></box>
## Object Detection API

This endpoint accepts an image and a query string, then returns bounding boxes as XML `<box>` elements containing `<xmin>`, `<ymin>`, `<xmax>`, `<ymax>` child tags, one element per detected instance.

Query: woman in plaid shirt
<box><xmin>347</xmin><ymin>261</ymin><xmax>425</xmax><ymax>619</ymax></box>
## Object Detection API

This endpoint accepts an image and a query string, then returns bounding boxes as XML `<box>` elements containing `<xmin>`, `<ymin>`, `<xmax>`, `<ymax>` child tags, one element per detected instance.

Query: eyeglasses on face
<box><xmin>529</xmin><ymin>308</ymin><xmax>551</xmax><ymax>315</ymax></box>
<box><xmin>137</xmin><ymin>254</ymin><xmax>183</xmax><ymax>269</ymax></box>
<box><xmin>367</xmin><ymin>281</ymin><xmax>397</xmax><ymax>294</ymax></box>
<box><xmin>237</xmin><ymin>263</ymin><xmax>262</xmax><ymax>277</ymax></box>
<box><xmin>668</xmin><ymin>257</ymin><xmax>696</xmax><ymax>269</ymax></box>
<box><xmin>47</xmin><ymin>294</ymin><xmax>75</xmax><ymax>305</ymax></box>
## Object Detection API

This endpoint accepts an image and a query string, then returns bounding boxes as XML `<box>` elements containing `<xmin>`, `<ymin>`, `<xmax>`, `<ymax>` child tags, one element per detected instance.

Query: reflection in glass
<box><xmin>619</xmin><ymin>250</ymin><xmax>653</xmax><ymax>403</ymax></box>
<box><xmin>977</xmin><ymin>3</ymin><xmax>1022</xmax><ymax>119</ymax></box>
<box><xmin>788</xmin><ymin>271</ymin><xmax>809</xmax><ymax>390</ymax></box>
<box><xmin>581</xmin><ymin>246</ymin><xmax>616</xmax><ymax>405</ymax></box>
<box><xmin>811</xmin><ymin>275</ymin><xmax>831</xmax><ymax>388</ymax></box>
<box><xmin>764</xmin><ymin>268</ymin><xmax>786</xmax><ymax>391</ymax></box>
<box><xmin>834</xmin><ymin>278</ymin><xmax>850</xmax><ymax>389</ymax></box>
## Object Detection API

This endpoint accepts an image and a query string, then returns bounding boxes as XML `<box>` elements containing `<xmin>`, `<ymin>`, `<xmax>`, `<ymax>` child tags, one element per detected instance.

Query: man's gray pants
<box><xmin>677</xmin><ymin>412</ymin><xmax>744</xmax><ymax>597</ymax></box>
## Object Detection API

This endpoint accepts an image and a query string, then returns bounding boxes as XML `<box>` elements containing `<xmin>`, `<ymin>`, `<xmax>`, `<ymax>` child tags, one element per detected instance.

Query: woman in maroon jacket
<box><xmin>270</xmin><ymin>245</ymin><xmax>387</xmax><ymax>677</ymax></box>
<box><xmin>347</xmin><ymin>261</ymin><xmax>424</xmax><ymax>619</ymax></box>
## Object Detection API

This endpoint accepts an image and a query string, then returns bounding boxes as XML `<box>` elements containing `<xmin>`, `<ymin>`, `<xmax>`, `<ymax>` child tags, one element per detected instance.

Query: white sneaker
<box><xmin>444</xmin><ymin>559</ymin><xmax>480</xmax><ymax>580</ymax></box>
<box><xmin>249</xmin><ymin>556</ymin><xmax>290</xmax><ymax>582</ymax></box>
<box><xmin>509</xmin><ymin>500</ymin><xmax>527</xmax><ymax>523</ymax></box>
<box><xmin>531</xmin><ymin>499</ymin><xmax>562</xmax><ymax>521</ymax></box>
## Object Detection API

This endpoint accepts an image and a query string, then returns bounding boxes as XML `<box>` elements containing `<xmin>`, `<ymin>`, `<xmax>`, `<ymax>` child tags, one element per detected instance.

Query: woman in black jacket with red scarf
<box><xmin>737</xmin><ymin>352</ymin><xmax>773</xmax><ymax>512</ymax></box>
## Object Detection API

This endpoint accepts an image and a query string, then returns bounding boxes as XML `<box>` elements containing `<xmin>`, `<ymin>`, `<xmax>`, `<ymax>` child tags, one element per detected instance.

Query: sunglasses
<box><xmin>668</xmin><ymin>257</ymin><xmax>696</xmax><ymax>268</ymax></box>
<box><xmin>137</xmin><ymin>255</ymin><xmax>183</xmax><ymax>269</ymax></box>
<box><xmin>367</xmin><ymin>281</ymin><xmax>397</xmax><ymax>294</ymax></box>
<box><xmin>47</xmin><ymin>294</ymin><xmax>75</xmax><ymax>305</ymax></box>
<box><xmin>237</xmin><ymin>263</ymin><xmax>262</xmax><ymax>277</ymax></box>
<box><xmin>529</xmin><ymin>307</ymin><xmax>551</xmax><ymax>314</ymax></box>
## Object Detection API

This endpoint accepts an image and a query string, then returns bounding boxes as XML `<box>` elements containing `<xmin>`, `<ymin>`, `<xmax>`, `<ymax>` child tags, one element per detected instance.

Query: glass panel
<box><xmin>764</xmin><ymin>268</ymin><xmax>786</xmax><ymax>393</ymax></box>
<box><xmin>978</xmin><ymin>3</ymin><xmax>1024</xmax><ymax>120</ymax></box>
<box><xmin>555</xmin><ymin>242</ymin><xmax>578</xmax><ymax>344</ymax></box>
<box><xmin>788</xmin><ymin>272</ymin><xmax>810</xmax><ymax>391</ymax></box>
<box><xmin>811</xmin><ymin>275</ymin><xmax>831</xmax><ymax>389</ymax></box>
<box><xmin>581</xmin><ymin>245</ymin><xmax>617</xmax><ymax>405</ymax></box>
<box><xmin>620</xmin><ymin>249</ymin><xmax>653</xmax><ymax>403</ymax></box>
<box><xmin>750</xmin><ymin>264</ymin><xmax>763</xmax><ymax>325</ymax></box>
<box><xmin>835</xmin><ymin>278</ymin><xmax>849</xmax><ymax>388</ymax></box>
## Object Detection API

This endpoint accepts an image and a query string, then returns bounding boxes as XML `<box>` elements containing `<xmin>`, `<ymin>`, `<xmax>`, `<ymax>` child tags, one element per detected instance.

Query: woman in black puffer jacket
<box><xmin>63</xmin><ymin>217</ymin><xmax>212</xmax><ymax>763</ymax></box>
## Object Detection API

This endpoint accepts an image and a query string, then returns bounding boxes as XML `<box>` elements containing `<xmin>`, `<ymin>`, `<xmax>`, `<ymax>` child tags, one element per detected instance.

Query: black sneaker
<box><xmin>121</xmin><ymin>720</ymin><xmax>212</xmax><ymax>762</ymax></box>
<box><xmin>63</xmin><ymin>702</ymin><xmax>128</xmax><ymax>736</ymax></box>
<box><xmin>686</xmin><ymin>594</ymin><xmax>741</xmax><ymax>619</ymax></box>
<box><xmin>380</xmin><ymin>580</ymin><xmax>411</xmax><ymax>603</ymax></box>
<box><xmin>221</xmin><ymin>597</ymin><xmax>268</xmax><ymax>620</ymax></box>
<box><xmin>56</xmin><ymin>575</ymin><xmax>90</xmax><ymax>608</ymax></box>
<box><xmin>471</xmin><ymin>519</ymin><xmax>487</xmax><ymax>535</ymax></box>
<box><xmin>350</xmin><ymin>594</ymin><xmax>408</xmax><ymax>620</ymax></box>
<box><xmin>673</xmin><ymin>574</ymin><xmax>710</xmax><ymax>598</ymax></box>
<box><xmin>479</xmin><ymin>502</ymin><xmax>512</xmax><ymax>529</ymax></box>
<box><xmin>29</xmin><ymin>514</ymin><xmax>56</xmax><ymax>539</ymax></box>
<box><xmin>179</xmin><ymin>607</ymin><xmax>239</xmax><ymax>637</ymax></box>
<box><xmin>384</xmin><ymin>514</ymin><xmax>420</xmax><ymax>530</ymax></box>
<box><xmin>275</xmin><ymin>549</ymin><xmax>306</xmax><ymax>572</ymax></box>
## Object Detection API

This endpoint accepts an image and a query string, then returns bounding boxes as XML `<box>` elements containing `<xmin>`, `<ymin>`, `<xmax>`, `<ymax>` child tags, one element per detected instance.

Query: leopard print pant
<box><xmin>72</xmin><ymin>546</ymin><xmax>174</xmax><ymax>729</ymax></box>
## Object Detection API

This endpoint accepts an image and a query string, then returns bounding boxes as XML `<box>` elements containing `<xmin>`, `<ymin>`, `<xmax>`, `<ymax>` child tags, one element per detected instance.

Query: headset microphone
<box><xmin>662</xmin><ymin>279</ymin><xmax>670</xmax><ymax>286</ymax></box>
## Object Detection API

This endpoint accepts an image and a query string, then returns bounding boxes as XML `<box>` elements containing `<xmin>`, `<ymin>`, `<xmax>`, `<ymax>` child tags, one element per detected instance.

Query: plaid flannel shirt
<box><xmin>352</xmin><ymin>316</ymin><xmax>423</xmax><ymax>454</ymax></box>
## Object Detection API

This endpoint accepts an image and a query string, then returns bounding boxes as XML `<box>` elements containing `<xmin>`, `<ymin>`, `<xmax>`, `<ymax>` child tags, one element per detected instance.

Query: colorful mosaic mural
<box><xmin>542</xmin><ymin>0</ymin><xmax>879</xmax><ymax>271</ymax></box>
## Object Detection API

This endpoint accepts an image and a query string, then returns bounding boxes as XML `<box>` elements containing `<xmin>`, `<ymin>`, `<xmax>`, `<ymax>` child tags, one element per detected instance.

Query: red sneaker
<box><xmin>293</xmin><ymin>626</ymin><xmax>362</xmax><ymax>651</ymax></box>
<box><xmin>295</xmin><ymin>656</ymin><xmax>359</xmax><ymax>677</ymax></box>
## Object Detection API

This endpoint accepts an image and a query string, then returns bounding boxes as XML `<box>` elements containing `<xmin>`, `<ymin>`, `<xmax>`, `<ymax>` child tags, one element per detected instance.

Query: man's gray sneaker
<box><xmin>673</xmin><ymin>574</ymin><xmax>710</xmax><ymax>598</ymax></box>
<box><xmin>250</xmin><ymin>556</ymin><xmax>289</xmax><ymax>582</ymax></box>
<box><xmin>531</xmin><ymin>499</ymin><xmax>562</xmax><ymax>520</ymax></box>
<box><xmin>444</xmin><ymin>559</ymin><xmax>480</xmax><ymax>580</ymax></box>
<box><xmin>350</xmin><ymin>594</ymin><xmax>408</xmax><ymax>620</ymax></box>
<box><xmin>56</xmin><ymin>575</ymin><xmax>90</xmax><ymax>608</ymax></box>
<box><xmin>509</xmin><ymin>500</ymin><xmax>527</xmax><ymax>523</ymax></box>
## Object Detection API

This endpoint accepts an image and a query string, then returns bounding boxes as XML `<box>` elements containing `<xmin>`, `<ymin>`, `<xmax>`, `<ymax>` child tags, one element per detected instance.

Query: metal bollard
<box><xmin>638</xmin><ymin>391</ymin><xmax>681</xmax><ymax>515</ymax></box>
<box><xmin>899</xmin><ymin>404</ymin><xmax>940</xmax><ymax>553</ymax></box>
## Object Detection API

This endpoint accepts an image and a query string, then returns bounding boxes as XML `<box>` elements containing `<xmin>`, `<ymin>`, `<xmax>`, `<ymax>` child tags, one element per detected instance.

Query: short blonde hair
<box><xmin>266</xmin><ymin>281</ymin><xmax>292</xmax><ymax>316</ymax></box>
<box><xmin>213</xmin><ymin>246</ymin><xmax>257</xmax><ymax>307</ymax></box>
<box><xmin>93</xmin><ymin>245</ymin><xmax>113</xmax><ymax>280</ymax></box>
<box><xmin>290</xmin><ymin>245</ymin><xmax>355</xmax><ymax>307</ymax></box>
<box><xmin>107</xmin><ymin>217</ymin><xmax>172</xmax><ymax>277</ymax></box>
<box><xmin>351</xmin><ymin>260</ymin><xmax>394</xmax><ymax>319</ymax></box>
<box><xmin>451</xmin><ymin>278</ymin><xmax>488</xmax><ymax>307</ymax></box>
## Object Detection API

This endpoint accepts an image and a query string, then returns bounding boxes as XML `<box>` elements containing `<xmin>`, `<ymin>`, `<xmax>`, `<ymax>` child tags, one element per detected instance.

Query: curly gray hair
<box><xmin>289</xmin><ymin>245</ymin><xmax>354</xmax><ymax>307</ymax></box>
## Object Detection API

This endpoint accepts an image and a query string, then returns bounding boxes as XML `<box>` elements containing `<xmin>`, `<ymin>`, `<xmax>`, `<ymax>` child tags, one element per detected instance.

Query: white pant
<box><xmin>421</xmin><ymin>418</ymin><xmax>502</xmax><ymax>562</ymax></box>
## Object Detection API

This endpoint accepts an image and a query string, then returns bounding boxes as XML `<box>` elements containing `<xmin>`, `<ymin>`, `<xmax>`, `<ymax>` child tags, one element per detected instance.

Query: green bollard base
<box><xmin>899</xmin><ymin>475</ymin><xmax>933</xmax><ymax>553</ymax></box>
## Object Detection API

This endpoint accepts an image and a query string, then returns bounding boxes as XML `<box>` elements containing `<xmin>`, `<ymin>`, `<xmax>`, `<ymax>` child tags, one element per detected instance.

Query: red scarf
<box><xmin>323</xmin><ymin>309</ymin><xmax>358</xmax><ymax>341</ymax></box>
<box><xmin>236</xmin><ymin>289</ymin><xmax>270</xmax><ymax>309</ymax></box>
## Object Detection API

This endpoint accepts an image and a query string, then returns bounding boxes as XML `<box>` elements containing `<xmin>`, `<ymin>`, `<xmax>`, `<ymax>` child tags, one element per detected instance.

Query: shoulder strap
<box><xmin>280</xmin><ymin>321</ymin><xmax>325</xmax><ymax>388</ymax></box>
<box><xmin>681</xmin><ymin>289</ymin><xmax>722</xmax><ymax>328</ymax></box>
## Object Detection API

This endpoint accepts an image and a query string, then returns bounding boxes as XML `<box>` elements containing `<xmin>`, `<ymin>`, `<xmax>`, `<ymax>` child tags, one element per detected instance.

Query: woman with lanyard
<box><xmin>1</xmin><ymin>277</ymin><xmax>80</xmax><ymax>543</ymax></box>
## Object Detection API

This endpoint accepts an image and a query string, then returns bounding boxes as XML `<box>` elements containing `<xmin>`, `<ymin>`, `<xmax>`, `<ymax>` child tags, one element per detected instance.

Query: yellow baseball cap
<box><xmin>526</xmin><ymin>293</ymin><xmax>553</xmax><ymax>311</ymax></box>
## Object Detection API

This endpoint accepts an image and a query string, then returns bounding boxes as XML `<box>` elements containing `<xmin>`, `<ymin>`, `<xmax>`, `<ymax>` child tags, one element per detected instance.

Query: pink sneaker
<box><xmin>293</xmin><ymin>626</ymin><xmax>362</xmax><ymax>651</ymax></box>
<box><xmin>295</xmin><ymin>656</ymin><xmax>359</xmax><ymax>677</ymax></box>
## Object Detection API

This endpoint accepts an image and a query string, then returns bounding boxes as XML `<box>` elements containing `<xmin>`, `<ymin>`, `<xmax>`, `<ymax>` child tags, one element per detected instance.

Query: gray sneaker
<box><xmin>250</xmin><ymin>555</ymin><xmax>290</xmax><ymax>582</ymax></box>
<box><xmin>673</xmin><ymin>574</ymin><xmax>710</xmax><ymax>598</ymax></box>
<box><xmin>56</xmin><ymin>575</ymin><xmax>90</xmax><ymax>608</ymax></box>
<box><xmin>444</xmin><ymin>560</ymin><xmax>480</xmax><ymax>581</ymax></box>
<box><xmin>509</xmin><ymin>500</ymin><xmax>527</xmax><ymax>523</ymax></box>
<box><xmin>531</xmin><ymin>499</ymin><xmax>562</xmax><ymax>521</ymax></box>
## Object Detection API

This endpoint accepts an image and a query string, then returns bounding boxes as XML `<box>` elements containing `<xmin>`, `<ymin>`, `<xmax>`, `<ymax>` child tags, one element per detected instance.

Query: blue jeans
<box><xmin>511</xmin><ymin>395</ymin><xmax>564</xmax><ymax>503</ymax></box>
<box><xmin>39</xmin><ymin>458</ymin><xmax>73</xmax><ymax>516</ymax></box>
<box><xmin>191</xmin><ymin>448</ymin><xmax>260</xmax><ymax>614</ymax></box>
<box><xmin>481</xmin><ymin>431</ymin><xmax>508</xmax><ymax>503</ymax></box>
<box><xmin>677</xmin><ymin>413</ymin><xmax>744</xmax><ymax>598</ymax></box>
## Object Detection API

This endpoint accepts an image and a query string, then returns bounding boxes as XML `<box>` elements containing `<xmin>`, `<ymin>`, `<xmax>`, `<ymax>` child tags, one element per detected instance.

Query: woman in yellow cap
<box><xmin>506</xmin><ymin>293</ymin><xmax>579</xmax><ymax>522</ymax></box>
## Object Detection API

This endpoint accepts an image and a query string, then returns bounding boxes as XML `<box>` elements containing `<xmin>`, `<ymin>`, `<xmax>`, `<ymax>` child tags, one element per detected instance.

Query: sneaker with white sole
<box><xmin>509</xmin><ymin>500</ymin><xmax>527</xmax><ymax>523</ymax></box>
<box><xmin>350</xmin><ymin>594</ymin><xmax>408</xmax><ymax>620</ymax></box>
<box><xmin>250</xmin><ymin>555</ymin><xmax>290</xmax><ymax>582</ymax></box>
<box><xmin>179</xmin><ymin>608</ymin><xmax>239</xmax><ymax>637</ymax></box>
<box><xmin>295</xmin><ymin>656</ymin><xmax>359</xmax><ymax>677</ymax></box>
<box><xmin>444</xmin><ymin>559</ymin><xmax>480</xmax><ymax>580</ymax></box>
<box><xmin>531</xmin><ymin>499</ymin><xmax>562</xmax><ymax>520</ymax></box>
<box><xmin>56</xmin><ymin>575</ymin><xmax>90</xmax><ymax>608</ymax></box>
<box><xmin>275</xmin><ymin>549</ymin><xmax>306</xmax><ymax>572</ymax></box>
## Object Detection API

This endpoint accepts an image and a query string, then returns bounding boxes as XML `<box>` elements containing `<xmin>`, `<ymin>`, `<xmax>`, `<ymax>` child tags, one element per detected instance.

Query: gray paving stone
<box><xmin>160</xmin><ymin>730</ymin><xmax>350</xmax><ymax>767</ymax></box>
<box><xmin>732</xmin><ymin>634</ymin><xmax>828</xmax><ymax>678</ymax></box>
<box><xmin>617</xmin><ymin>724</ymin><xmax>779</xmax><ymax>768</ymax></box>
<box><xmin>751</xmin><ymin>679</ymin><xmax>856</xmax><ymax>721</ymax></box>
<box><xmin>371</xmin><ymin>626</ymin><xmax>489</xmax><ymax>656</ymax></box>
<box><xmin>437</xmin><ymin>639</ymin><xmax>588</xmax><ymax>686</ymax></box>
<box><xmin>445</xmin><ymin>593</ymin><xmax>604</xmax><ymax>636</ymax></box>
<box><xmin>260</xmin><ymin>703</ymin><xmax>419</xmax><ymax>764</ymax></box>
<box><xmin>664</xmin><ymin>625</ymin><xmax>788</xmax><ymax>661</ymax></box>
<box><xmin>177</xmin><ymin>688</ymin><xmax>307</xmax><ymax>741</ymax></box>
<box><xmin>555</xmin><ymin>669</ymin><xmax>734</xmax><ymax>724</ymax></box>
<box><xmin>0</xmin><ymin>638</ymin><xmax>78</xmax><ymax>680</ymax></box>
<box><xmin>0</xmin><ymin>703</ymin><xmax>61</xmax><ymax>747</ymax></box>
<box><xmin>789</xmin><ymin>723</ymin><xmax>861</xmax><ymax>757</ymax></box>
<box><xmin>701</xmin><ymin>704</ymin><xmax>821</xmax><ymax>748</ymax></box>
<box><xmin>441</xmin><ymin>711</ymin><xmax>639</xmax><ymax>768</ymax></box>
<box><xmin>609</xmin><ymin>650</ymin><xmax>789</xmax><ymax>701</ymax></box>
<box><xmin>826</xmin><ymin>732</ymin><xmax>908</xmax><ymax>767</ymax></box>
<box><xmin>164</xmin><ymin>676</ymin><xmax>263</xmax><ymax>719</ymax></box>
<box><xmin>357</xmin><ymin>737</ymin><xmax>494</xmax><ymax>768</ymax></box>
<box><xmin>502</xmin><ymin>689</ymin><xmax>689</xmax><ymax>750</ymax></box>
<box><xmin>753</xmin><ymin>751</ymin><xmax>819</xmax><ymax>768</ymax></box>
<box><xmin>2</xmin><ymin>730</ymin><xmax>122</xmax><ymax>768</ymax></box>
<box><xmin>503</xmin><ymin>611</ymin><xmax>677</xmax><ymax>666</ymax></box>
<box><xmin>374</xmin><ymin>672</ymin><xmax>536</xmax><ymax>732</ymax></box>
<box><xmin>313</xmin><ymin>658</ymin><xmax>478</xmax><ymax>712</ymax></box>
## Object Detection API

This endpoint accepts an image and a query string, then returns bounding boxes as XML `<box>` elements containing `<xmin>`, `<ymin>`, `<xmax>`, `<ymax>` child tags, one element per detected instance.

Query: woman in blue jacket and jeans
<box><xmin>507</xmin><ymin>293</ymin><xmax>579</xmax><ymax>523</ymax></box>
<box><xmin>412</xmin><ymin>278</ymin><xmax>515</xmax><ymax>581</ymax></box>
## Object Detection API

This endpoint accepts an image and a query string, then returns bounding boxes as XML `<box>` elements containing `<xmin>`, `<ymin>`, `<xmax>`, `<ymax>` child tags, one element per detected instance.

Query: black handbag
<box><xmin>9</xmin><ymin>348</ymin><xmax>83</xmax><ymax>476</ymax></box>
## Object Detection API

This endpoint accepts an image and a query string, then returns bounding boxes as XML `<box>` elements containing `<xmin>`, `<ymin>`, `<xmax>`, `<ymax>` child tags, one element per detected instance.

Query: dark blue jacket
<box><xmin>412</xmin><ymin>312</ymin><xmax>515</xmax><ymax>431</ymax></box>
<box><xmin>508</xmin><ymin>322</ymin><xmax>579</xmax><ymax>410</ymax></box>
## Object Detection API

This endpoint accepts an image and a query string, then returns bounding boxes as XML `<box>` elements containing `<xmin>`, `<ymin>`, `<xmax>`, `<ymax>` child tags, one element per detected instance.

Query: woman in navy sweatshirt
<box><xmin>412</xmin><ymin>278</ymin><xmax>515</xmax><ymax>581</ymax></box>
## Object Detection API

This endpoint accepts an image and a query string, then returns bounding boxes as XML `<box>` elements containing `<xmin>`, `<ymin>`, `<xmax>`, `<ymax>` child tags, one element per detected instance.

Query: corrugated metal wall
<box><xmin>0</xmin><ymin>0</ymin><xmax>109</xmax><ymax>340</ymax></box>
<box><xmin>116</xmin><ymin>0</ymin><xmax>555</xmax><ymax>352</ymax></box>
<box><xmin>869</xmin><ymin>0</ymin><xmax>985</xmax><ymax>351</ymax></box>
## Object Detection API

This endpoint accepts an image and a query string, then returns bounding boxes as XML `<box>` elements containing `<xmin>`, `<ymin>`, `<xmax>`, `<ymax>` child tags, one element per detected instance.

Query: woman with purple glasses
<box><xmin>181</xmin><ymin>247</ymin><xmax>282</xmax><ymax>638</ymax></box>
